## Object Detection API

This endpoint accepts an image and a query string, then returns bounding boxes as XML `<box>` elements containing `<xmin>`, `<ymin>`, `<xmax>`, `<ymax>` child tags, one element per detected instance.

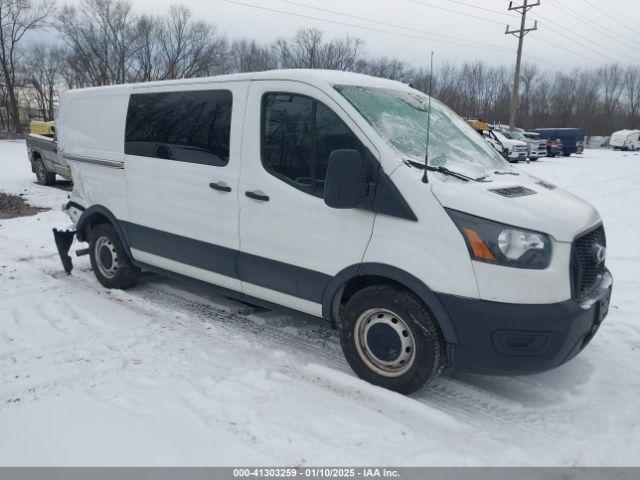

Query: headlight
<box><xmin>446</xmin><ymin>209</ymin><xmax>552</xmax><ymax>269</ymax></box>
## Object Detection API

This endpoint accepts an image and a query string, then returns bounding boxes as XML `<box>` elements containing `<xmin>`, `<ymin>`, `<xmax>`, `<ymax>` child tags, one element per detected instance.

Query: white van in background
<box><xmin>610</xmin><ymin>129</ymin><xmax>640</xmax><ymax>151</ymax></box>
<box><xmin>54</xmin><ymin>70</ymin><xmax>612</xmax><ymax>393</ymax></box>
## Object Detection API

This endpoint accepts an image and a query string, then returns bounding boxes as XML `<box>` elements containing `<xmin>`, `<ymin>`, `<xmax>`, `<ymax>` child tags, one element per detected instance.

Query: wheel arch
<box><xmin>322</xmin><ymin>263</ymin><xmax>459</xmax><ymax>344</ymax></box>
<box><xmin>76</xmin><ymin>205</ymin><xmax>132</xmax><ymax>258</ymax></box>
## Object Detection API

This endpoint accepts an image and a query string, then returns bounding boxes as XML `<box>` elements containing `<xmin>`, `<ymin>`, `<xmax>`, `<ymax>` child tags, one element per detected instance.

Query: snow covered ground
<box><xmin>1</xmin><ymin>139</ymin><xmax>639</xmax><ymax>466</ymax></box>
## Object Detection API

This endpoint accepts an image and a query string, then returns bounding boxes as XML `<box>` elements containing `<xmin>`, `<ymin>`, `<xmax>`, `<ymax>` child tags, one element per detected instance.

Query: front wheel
<box><xmin>338</xmin><ymin>286</ymin><xmax>444</xmax><ymax>394</ymax></box>
<box><xmin>89</xmin><ymin>223</ymin><xmax>141</xmax><ymax>289</ymax></box>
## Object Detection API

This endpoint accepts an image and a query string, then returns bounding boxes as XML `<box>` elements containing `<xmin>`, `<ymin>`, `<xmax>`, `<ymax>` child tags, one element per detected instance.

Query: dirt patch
<box><xmin>0</xmin><ymin>193</ymin><xmax>50</xmax><ymax>219</ymax></box>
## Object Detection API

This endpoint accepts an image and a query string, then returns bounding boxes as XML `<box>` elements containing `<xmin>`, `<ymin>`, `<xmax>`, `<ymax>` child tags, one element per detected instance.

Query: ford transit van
<box><xmin>54</xmin><ymin>70</ymin><xmax>612</xmax><ymax>393</ymax></box>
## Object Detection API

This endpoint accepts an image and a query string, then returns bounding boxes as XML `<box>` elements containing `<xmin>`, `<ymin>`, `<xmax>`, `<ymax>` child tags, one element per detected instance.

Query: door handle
<box><xmin>210</xmin><ymin>181</ymin><xmax>232</xmax><ymax>193</ymax></box>
<box><xmin>245</xmin><ymin>190</ymin><xmax>270</xmax><ymax>202</ymax></box>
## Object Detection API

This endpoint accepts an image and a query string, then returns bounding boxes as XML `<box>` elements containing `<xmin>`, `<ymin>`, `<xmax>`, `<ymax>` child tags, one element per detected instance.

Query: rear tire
<box><xmin>338</xmin><ymin>285</ymin><xmax>444</xmax><ymax>394</ymax></box>
<box><xmin>35</xmin><ymin>158</ymin><xmax>56</xmax><ymax>186</ymax></box>
<box><xmin>89</xmin><ymin>223</ymin><xmax>140</xmax><ymax>289</ymax></box>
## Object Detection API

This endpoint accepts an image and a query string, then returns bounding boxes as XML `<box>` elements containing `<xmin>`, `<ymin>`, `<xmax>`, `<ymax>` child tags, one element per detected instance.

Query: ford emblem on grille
<box><xmin>592</xmin><ymin>244</ymin><xmax>606</xmax><ymax>266</ymax></box>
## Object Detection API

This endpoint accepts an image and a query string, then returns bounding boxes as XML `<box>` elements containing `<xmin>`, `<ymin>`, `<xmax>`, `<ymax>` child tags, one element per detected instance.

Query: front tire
<box><xmin>89</xmin><ymin>223</ymin><xmax>140</xmax><ymax>289</ymax></box>
<box><xmin>338</xmin><ymin>286</ymin><xmax>444</xmax><ymax>394</ymax></box>
<box><xmin>35</xmin><ymin>158</ymin><xmax>56</xmax><ymax>186</ymax></box>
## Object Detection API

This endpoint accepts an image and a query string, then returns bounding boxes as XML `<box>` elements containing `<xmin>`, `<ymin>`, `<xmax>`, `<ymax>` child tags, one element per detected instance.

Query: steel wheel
<box><xmin>36</xmin><ymin>160</ymin><xmax>47</xmax><ymax>184</ymax></box>
<box><xmin>354</xmin><ymin>308</ymin><xmax>416</xmax><ymax>378</ymax></box>
<box><xmin>94</xmin><ymin>236</ymin><xmax>119</xmax><ymax>279</ymax></box>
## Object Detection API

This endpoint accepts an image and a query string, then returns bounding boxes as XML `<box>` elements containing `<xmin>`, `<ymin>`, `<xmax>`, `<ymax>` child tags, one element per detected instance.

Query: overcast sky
<box><xmin>90</xmin><ymin>0</ymin><xmax>640</xmax><ymax>70</ymax></box>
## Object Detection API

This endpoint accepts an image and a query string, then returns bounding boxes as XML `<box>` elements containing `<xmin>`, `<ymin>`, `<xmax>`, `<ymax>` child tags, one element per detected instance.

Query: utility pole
<box><xmin>506</xmin><ymin>0</ymin><xmax>540</xmax><ymax>131</ymax></box>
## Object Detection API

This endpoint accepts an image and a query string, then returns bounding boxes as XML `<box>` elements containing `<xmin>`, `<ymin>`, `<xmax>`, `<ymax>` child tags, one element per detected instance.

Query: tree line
<box><xmin>1</xmin><ymin>0</ymin><xmax>639</xmax><ymax>136</ymax></box>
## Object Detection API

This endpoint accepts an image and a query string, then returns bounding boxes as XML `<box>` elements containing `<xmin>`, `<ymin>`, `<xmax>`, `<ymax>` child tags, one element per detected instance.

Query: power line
<box><xmin>582</xmin><ymin>0</ymin><xmax>640</xmax><ymax>38</ymax></box>
<box><xmin>534</xmin><ymin>20</ymin><xmax>618</xmax><ymax>63</ymax></box>
<box><xmin>272</xmin><ymin>0</ymin><xmax>514</xmax><ymax>54</ymax></box>
<box><xmin>410</xmin><ymin>0</ymin><xmax>611</xmax><ymax>65</ymax></box>
<box><xmin>546</xmin><ymin>0</ymin><xmax>639</xmax><ymax>54</ymax></box>
<box><xmin>444</xmin><ymin>0</ymin><xmax>637</xmax><ymax>64</ymax></box>
<box><xmin>532</xmin><ymin>36</ymin><xmax>609</xmax><ymax>64</ymax></box>
<box><xmin>530</xmin><ymin>11</ymin><xmax>637</xmax><ymax>63</ymax></box>
<box><xmin>408</xmin><ymin>0</ymin><xmax>507</xmax><ymax>26</ymax></box>
<box><xmin>444</xmin><ymin>0</ymin><xmax>519</xmax><ymax>19</ymax></box>
<box><xmin>219</xmin><ymin>0</ymin><xmax>561</xmax><ymax>67</ymax></box>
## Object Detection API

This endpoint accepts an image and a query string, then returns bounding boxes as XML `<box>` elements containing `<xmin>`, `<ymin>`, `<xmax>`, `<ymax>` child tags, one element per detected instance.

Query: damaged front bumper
<box><xmin>53</xmin><ymin>202</ymin><xmax>88</xmax><ymax>274</ymax></box>
<box><xmin>53</xmin><ymin>228</ymin><xmax>76</xmax><ymax>274</ymax></box>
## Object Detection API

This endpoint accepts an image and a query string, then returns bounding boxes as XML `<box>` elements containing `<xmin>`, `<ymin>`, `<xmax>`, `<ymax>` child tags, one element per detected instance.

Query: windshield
<box><xmin>501</xmin><ymin>131</ymin><xmax>526</xmax><ymax>140</ymax></box>
<box><xmin>335</xmin><ymin>85</ymin><xmax>508</xmax><ymax>176</ymax></box>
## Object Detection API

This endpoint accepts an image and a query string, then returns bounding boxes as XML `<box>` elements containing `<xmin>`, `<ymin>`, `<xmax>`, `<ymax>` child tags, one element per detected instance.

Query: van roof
<box><xmin>65</xmin><ymin>69</ymin><xmax>414</xmax><ymax>95</ymax></box>
<box><xmin>611</xmin><ymin>129</ymin><xmax>640</xmax><ymax>135</ymax></box>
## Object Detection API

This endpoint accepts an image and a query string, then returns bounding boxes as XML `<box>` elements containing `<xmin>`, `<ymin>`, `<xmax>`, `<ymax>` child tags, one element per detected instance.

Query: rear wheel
<box><xmin>338</xmin><ymin>285</ymin><xmax>444</xmax><ymax>394</ymax></box>
<box><xmin>35</xmin><ymin>158</ymin><xmax>56</xmax><ymax>186</ymax></box>
<box><xmin>89</xmin><ymin>223</ymin><xmax>140</xmax><ymax>289</ymax></box>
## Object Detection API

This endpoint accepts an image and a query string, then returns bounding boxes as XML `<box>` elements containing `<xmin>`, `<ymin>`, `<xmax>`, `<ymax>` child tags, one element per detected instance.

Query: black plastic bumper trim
<box><xmin>437</xmin><ymin>271</ymin><xmax>612</xmax><ymax>375</ymax></box>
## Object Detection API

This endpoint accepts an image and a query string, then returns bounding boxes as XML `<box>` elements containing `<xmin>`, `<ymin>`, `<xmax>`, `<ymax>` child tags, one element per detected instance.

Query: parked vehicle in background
<box><xmin>25</xmin><ymin>121</ymin><xmax>71</xmax><ymax>186</ymax></box>
<box><xmin>52</xmin><ymin>70</ymin><xmax>612</xmax><ymax>394</ymax></box>
<box><xmin>609</xmin><ymin>129</ymin><xmax>640</xmax><ymax>151</ymax></box>
<box><xmin>466</xmin><ymin>119</ymin><xmax>492</xmax><ymax>135</ymax></box>
<box><xmin>546</xmin><ymin>138</ymin><xmax>564</xmax><ymax>157</ymax></box>
<box><xmin>464</xmin><ymin>119</ymin><xmax>504</xmax><ymax>157</ymax></box>
<box><xmin>29</xmin><ymin>120</ymin><xmax>56</xmax><ymax>138</ymax></box>
<box><xmin>486</xmin><ymin>130</ymin><xmax>528</xmax><ymax>162</ymax></box>
<box><xmin>499</xmin><ymin>130</ymin><xmax>546</xmax><ymax>161</ymax></box>
<box><xmin>522</xmin><ymin>132</ymin><xmax>549</xmax><ymax>160</ymax></box>
<box><xmin>534</xmin><ymin>128</ymin><xmax>585</xmax><ymax>157</ymax></box>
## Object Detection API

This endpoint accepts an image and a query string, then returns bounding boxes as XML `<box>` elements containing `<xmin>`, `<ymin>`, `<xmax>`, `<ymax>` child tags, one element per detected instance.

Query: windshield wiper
<box><xmin>494</xmin><ymin>170</ymin><xmax>520</xmax><ymax>176</ymax></box>
<box><xmin>406</xmin><ymin>160</ymin><xmax>488</xmax><ymax>182</ymax></box>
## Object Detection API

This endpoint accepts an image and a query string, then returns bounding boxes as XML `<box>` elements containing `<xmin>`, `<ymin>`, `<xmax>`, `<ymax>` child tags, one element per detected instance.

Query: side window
<box><xmin>125</xmin><ymin>90</ymin><xmax>232</xmax><ymax>166</ymax></box>
<box><xmin>262</xmin><ymin>93</ymin><xmax>364</xmax><ymax>196</ymax></box>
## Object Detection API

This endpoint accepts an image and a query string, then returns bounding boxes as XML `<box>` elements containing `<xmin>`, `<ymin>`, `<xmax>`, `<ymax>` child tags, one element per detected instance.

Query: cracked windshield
<box><xmin>336</xmin><ymin>85</ymin><xmax>509</xmax><ymax>178</ymax></box>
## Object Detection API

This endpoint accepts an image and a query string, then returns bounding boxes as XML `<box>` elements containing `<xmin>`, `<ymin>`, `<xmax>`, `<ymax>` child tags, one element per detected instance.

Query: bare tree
<box><xmin>22</xmin><ymin>42</ymin><xmax>65</xmax><ymax>121</ymax></box>
<box><xmin>129</xmin><ymin>13</ymin><xmax>161</xmax><ymax>82</ymax></box>
<box><xmin>356</xmin><ymin>56</ymin><xmax>413</xmax><ymax>81</ymax></box>
<box><xmin>57</xmin><ymin>0</ymin><xmax>137</xmax><ymax>86</ymax></box>
<box><xmin>624</xmin><ymin>66</ymin><xmax>640</xmax><ymax>124</ymax></box>
<box><xmin>274</xmin><ymin>28</ymin><xmax>363</xmax><ymax>70</ymax></box>
<box><xmin>229</xmin><ymin>39</ymin><xmax>276</xmax><ymax>73</ymax></box>
<box><xmin>156</xmin><ymin>5</ymin><xmax>228</xmax><ymax>80</ymax></box>
<box><xmin>0</xmin><ymin>0</ymin><xmax>54</xmax><ymax>135</ymax></box>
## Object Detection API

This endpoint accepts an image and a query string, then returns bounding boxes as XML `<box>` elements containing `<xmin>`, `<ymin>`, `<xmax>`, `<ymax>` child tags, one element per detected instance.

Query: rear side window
<box><xmin>125</xmin><ymin>90</ymin><xmax>232</xmax><ymax>166</ymax></box>
<box><xmin>261</xmin><ymin>93</ymin><xmax>364</xmax><ymax>196</ymax></box>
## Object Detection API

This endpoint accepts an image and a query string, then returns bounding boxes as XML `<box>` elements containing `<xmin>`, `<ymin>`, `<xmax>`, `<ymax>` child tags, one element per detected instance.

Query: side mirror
<box><xmin>324</xmin><ymin>149</ymin><xmax>368</xmax><ymax>209</ymax></box>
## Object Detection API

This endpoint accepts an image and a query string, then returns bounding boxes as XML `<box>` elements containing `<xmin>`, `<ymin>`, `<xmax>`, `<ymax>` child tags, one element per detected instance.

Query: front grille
<box><xmin>571</xmin><ymin>225</ymin><xmax>606</xmax><ymax>300</ymax></box>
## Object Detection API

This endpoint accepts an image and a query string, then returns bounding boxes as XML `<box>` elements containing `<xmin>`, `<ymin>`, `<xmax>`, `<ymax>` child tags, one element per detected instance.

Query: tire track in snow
<box><xmin>3</xmin><ymin>255</ymin><xmax>579</xmax><ymax>444</ymax></box>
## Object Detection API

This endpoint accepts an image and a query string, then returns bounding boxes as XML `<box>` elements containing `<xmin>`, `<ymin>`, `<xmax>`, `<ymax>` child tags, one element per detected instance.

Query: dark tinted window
<box><xmin>262</xmin><ymin>93</ymin><xmax>364</xmax><ymax>196</ymax></box>
<box><xmin>125</xmin><ymin>90</ymin><xmax>232</xmax><ymax>166</ymax></box>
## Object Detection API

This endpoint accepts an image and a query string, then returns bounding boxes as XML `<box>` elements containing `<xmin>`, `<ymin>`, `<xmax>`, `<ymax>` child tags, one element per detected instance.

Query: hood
<box><xmin>430</xmin><ymin>170</ymin><xmax>601</xmax><ymax>242</ymax></box>
<box><xmin>501</xmin><ymin>138</ymin><xmax>527</xmax><ymax>148</ymax></box>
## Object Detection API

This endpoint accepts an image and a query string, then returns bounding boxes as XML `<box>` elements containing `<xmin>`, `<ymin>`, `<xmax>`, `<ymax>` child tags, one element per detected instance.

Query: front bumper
<box><xmin>438</xmin><ymin>270</ymin><xmax>612</xmax><ymax>375</ymax></box>
<box><xmin>507</xmin><ymin>150</ymin><xmax>528</xmax><ymax>160</ymax></box>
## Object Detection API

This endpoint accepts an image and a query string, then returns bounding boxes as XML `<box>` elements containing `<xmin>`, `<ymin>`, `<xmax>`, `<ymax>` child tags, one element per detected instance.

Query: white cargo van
<box><xmin>54</xmin><ymin>70</ymin><xmax>612</xmax><ymax>393</ymax></box>
<box><xmin>610</xmin><ymin>129</ymin><xmax>640</xmax><ymax>151</ymax></box>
